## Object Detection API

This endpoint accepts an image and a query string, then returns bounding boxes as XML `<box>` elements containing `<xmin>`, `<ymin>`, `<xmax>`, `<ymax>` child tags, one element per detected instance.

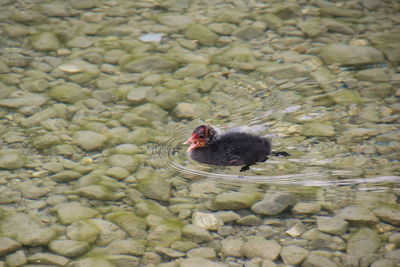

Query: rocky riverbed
<box><xmin>0</xmin><ymin>0</ymin><xmax>399</xmax><ymax>266</ymax></box>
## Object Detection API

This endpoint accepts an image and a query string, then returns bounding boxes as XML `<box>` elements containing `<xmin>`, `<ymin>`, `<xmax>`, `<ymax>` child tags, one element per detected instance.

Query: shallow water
<box><xmin>0</xmin><ymin>0</ymin><xmax>400</xmax><ymax>266</ymax></box>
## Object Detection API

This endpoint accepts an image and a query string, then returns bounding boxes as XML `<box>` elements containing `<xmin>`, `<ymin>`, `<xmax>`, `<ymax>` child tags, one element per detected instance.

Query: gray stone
<box><xmin>214</xmin><ymin>211</ymin><xmax>240</xmax><ymax>223</ymax></box>
<box><xmin>319</xmin><ymin>44</ymin><xmax>384</xmax><ymax>65</ymax></box>
<box><xmin>179</xmin><ymin>257</ymin><xmax>225</xmax><ymax>267</ymax></box>
<box><xmin>147</xmin><ymin>221</ymin><xmax>183</xmax><ymax>247</ymax></box>
<box><xmin>214</xmin><ymin>10</ymin><xmax>247</xmax><ymax>24</ymax></box>
<box><xmin>49</xmin><ymin>83</ymin><xmax>85</xmax><ymax>103</ymax></box>
<box><xmin>373</xmin><ymin>207</ymin><xmax>400</xmax><ymax>225</ymax></box>
<box><xmin>77</xmin><ymin>185</ymin><xmax>124</xmax><ymax>201</ymax></box>
<box><xmin>257</xmin><ymin>62</ymin><xmax>310</xmax><ymax>80</ymax></box>
<box><xmin>368</xmin><ymin>31</ymin><xmax>400</xmax><ymax>63</ymax></box>
<box><xmin>131</xmin><ymin>103</ymin><xmax>167</xmax><ymax>122</ymax></box>
<box><xmin>32</xmin><ymin>134</ymin><xmax>60</xmax><ymax>149</ymax></box>
<box><xmin>0</xmin><ymin>237</ymin><xmax>21</xmax><ymax>257</ymax></box>
<box><xmin>251</xmin><ymin>192</ymin><xmax>296</xmax><ymax>216</ymax></box>
<box><xmin>67</xmin><ymin>36</ymin><xmax>94</xmax><ymax>48</ymax></box>
<box><xmin>28</xmin><ymin>253</ymin><xmax>69</xmax><ymax>266</ymax></box>
<box><xmin>300</xmin><ymin>122</ymin><xmax>335</xmax><ymax>137</ymax></box>
<box><xmin>233</xmin><ymin>26</ymin><xmax>264</xmax><ymax>40</ymax></box>
<box><xmin>175</xmin><ymin>63</ymin><xmax>209</xmax><ymax>79</ymax></box>
<box><xmin>187</xmin><ymin>247</ymin><xmax>216</xmax><ymax>259</ymax></box>
<box><xmin>107</xmin><ymin>154</ymin><xmax>139</xmax><ymax>172</ymax></box>
<box><xmin>137</xmin><ymin>175</ymin><xmax>171</xmax><ymax>201</ymax></box>
<box><xmin>156</xmin><ymin>14</ymin><xmax>194</xmax><ymax>30</ymax></box>
<box><xmin>5</xmin><ymin>250</ymin><xmax>27</xmax><ymax>267</ymax></box>
<box><xmin>30</xmin><ymin>32</ymin><xmax>60</xmax><ymax>51</ymax></box>
<box><xmin>236</xmin><ymin>215</ymin><xmax>261</xmax><ymax>226</ymax></box>
<box><xmin>320</xmin><ymin>6</ymin><xmax>364</xmax><ymax>17</ymax></box>
<box><xmin>280</xmin><ymin>245</ymin><xmax>309</xmax><ymax>265</ymax></box>
<box><xmin>105</xmin><ymin>212</ymin><xmax>147</xmax><ymax>239</ymax></box>
<box><xmin>184</xmin><ymin>24</ymin><xmax>219</xmax><ymax>46</ymax></box>
<box><xmin>337</xmin><ymin>206</ymin><xmax>379</xmax><ymax>224</ymax></box>
<box><xmin>72</xmin><ymin>257</ymin><xmax>114</xmax><ymax>267</ymax></box>
<box><xmin>106</xmin><ymin>239</ymin><xmax>144</xmax><ymax>256</ymax></box>
<box><xmin>259</xmin><ymin>13</ymin><xmax>283</xmax><ymax>30</ymax></box>
<box><xmin>356</xmin><ymin>69</ymin><xmax>390</xmax><ymax>82</ymax></box>
<box><xmin>317</xmin><ymin>216</ymin><xmax>348</xmax><ymax>235</ymax></box>
<box><xmin>297</xmin><ymin>20</ymin><xmax>325</xmax><ymax>37</ymax></box>
<box><xmin>241</xmin><ymin>237</ymin><xmax>281</xmax><ymax>260</ymax></box>
<box><xmin>221</xmin><ymin>237</ymin><xmax>244</xmax><ymax>257</ymax></box>
<box><xmin>182</xmin><ymin>224</ymin><xmax>213</xmax><ymax>243</ymax></box>
<box><xmin>214</xmin><ymin>192</ymin><xmax>260</xmax><ymax>210</ymax></box>
<box><xmin>50</xmin><ymin>170</ymin><xmax>81</xmax><ymax>183</ymax></box>
<box><xmin>292</xmin><ymin>202</ymin><xmax>321</xmax><ymax>215</ymax></box>
<box><xmin>0</xmin><ymin>94</ymin><xmax>48</xmax><ymax>108</ymax></box>
<box><xmin>0</xmin><ymin>150</ymin><xmax>25</xmax><ymax>170</ymax></box>
<box><xmin>0</xmin><ymin>211</ymin><xmax>58</xmax><ymax>246</ymax></box>
<box><xmin>121</xmin><ymin>55</ymin><xmax>178</xmax><ymax>73</ymax></box>
<box><xmin>347</xmin><ymin>228</ymin><xmax>380</xmax><ymax>256</ymax></box>
<box><xmin>126</xmin><ymin>87</ymin><xmax>155</xmax><ymax>104</ymax></box>
<box><xmin>70</xmin><ymin>0</ymin><xmax>98</xmax><ymax>9</ymax></box>
<box><xmin>89</xmin><ymin>219</ymin><xmax>127</xmax><ymax>246</ymax></box>
<box><xmin>18</xmin><ymin>181</ymin><xmax>48</xmax><ymax>199</ymax></box>
<box><xmin>108</xmin><ymin>255</ymin><xmax>140</xmax><ymax>267</ymax></box>
<box><xmin>49</xmin><ymin>239</ymin><xmax>90</xmax><ymax>257</ymax></box>
<box><xmin>303</xmin><ymin>254</ymin><xmax>337</xmax><ymax>267</ymax></box>
<box><xmin>40</xmin><ymin>3</ymin><xmax>69</xmax><ymax>17</ymax></box>
<box><xmin>21</xmin><ymin>107</ymin><xmax>57</xmax><ymax>128</ymax></box>
<box><xmin>371</xmin><ymin>259</ymin><xmax>395</xmax><ymax>267</ymax></box>
<box><xmin>55</xmin><ymin>202</ymin><xmax>99</xmax><ymax>224</ymax></box>
<box><xmin>174</xmin><ymin>102</ymin><xmax>210</xmax><ymax>120</ymax></box>
<box><xmin>66</xmin><ymin>220</ymin><xmax>100</xmax><ymax>243</ymax></box>
<box><xmin>73</xmin><ymin>131</ymin><xmax>107</xmax><ymax>151</ymax></box>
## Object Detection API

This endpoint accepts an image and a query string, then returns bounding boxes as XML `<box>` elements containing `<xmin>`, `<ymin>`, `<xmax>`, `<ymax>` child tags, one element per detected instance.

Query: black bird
<box><xmin>185</xmin><ymin>125</ymin><xmax>289</xmax><ymax>172</ymax></box>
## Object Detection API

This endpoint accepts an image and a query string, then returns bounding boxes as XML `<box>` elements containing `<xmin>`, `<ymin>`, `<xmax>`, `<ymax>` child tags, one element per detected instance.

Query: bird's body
<box><xmin>185</xmin><ymin>125</ymin><xmax>287</xmax><ymax>172</ymax></box>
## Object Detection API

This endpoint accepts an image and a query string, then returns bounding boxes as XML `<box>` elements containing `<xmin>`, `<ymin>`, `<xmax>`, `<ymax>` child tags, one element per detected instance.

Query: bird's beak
<box><xmin>184</xmin><ymin>134</ymin><xmax>198</xmax><ymax>152</ymax></box>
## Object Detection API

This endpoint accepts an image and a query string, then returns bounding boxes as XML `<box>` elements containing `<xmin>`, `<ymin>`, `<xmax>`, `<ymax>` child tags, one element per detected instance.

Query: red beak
<box><xmin>184</xmin><ymin>134</ymin><xmax>198</xmax><ymax>152</ymax></box>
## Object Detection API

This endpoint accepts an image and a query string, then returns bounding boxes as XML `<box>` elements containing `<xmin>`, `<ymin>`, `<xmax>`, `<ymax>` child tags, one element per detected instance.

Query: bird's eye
<box><xmin>198</xmin><ymin>134</ymin><xmax>204</xmax><ymax>139</ymax></box>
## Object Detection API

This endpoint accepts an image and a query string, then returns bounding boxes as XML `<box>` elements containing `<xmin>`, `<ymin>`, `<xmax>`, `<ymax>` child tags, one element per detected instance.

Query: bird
<box><xmin>184</xmin><ymin>125</ymin><xmax>289</xmax><ymax>172</ymax></box>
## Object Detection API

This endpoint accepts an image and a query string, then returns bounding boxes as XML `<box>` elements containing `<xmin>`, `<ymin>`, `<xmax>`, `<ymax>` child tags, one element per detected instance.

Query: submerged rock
<box><xmin>49</xmin><ymin>239</ymin><xmax>90</xmax><ymax>257</ymax></box>
<box><xmin>121</xmin><ymin>55</ymin><xmax>178</xmax><ymax>73</ymax></box>
<box><xmin>73</xmin><ymin>130</ymin><xmax>107</xmax><ymax>151</ymax></box>
<box><xmin>49</xmin><ymin>83</ymin><xmax>85</xmax><ymax>103</ymax></box>
<box><xmin>303</xmin><ymin>254</ymin><xmax>337</xmax><ymax>267</ymax></box>
<box><xmin>337</xmin><ymin>206</ymin><xmax>379</xmax><ymax>224</ymax></box>
<box><xmin>319</xmin><ymin>44</ymin><xmax>384</xmax><ymax>65</ymax></box>
<box><xmin>137</xmin><ymin>175</ymin><xmax>171</xmax><ymax>202</ymax></box>
<box><xmin>241</xmin><ymin>236</ymin><xmax>281</xmax><ymax>260</ymax></box>
<box><xmin>300</xmin><ymin>122</ymin><xmax>335</xmax><ymax>137</ymax></box>
<box><xmin>182</xmin><ymin>224</ymin><xmax>213</xmax><ymax>243</ymax></box>
<box><xmin>347</xmin><ymin>228</ymin><xmax>380</xmax><ymax>256</ymax></box>
<box><xmin>55</xmin><ymin>202</ymin><xmax>99</xmax><ymax>224</ymax></box>
<box><xmin>30</xmin><ymin>32</ymin><xmax>60</xmax><ymax>51</ymax></box>
<box><xmin>0</xmin><ymin>149</ymin><xmax>25</xmax><ymax>170</ymax></box>
<box><xmin>66</xmin><ymin>220</ymin><xmax>100</xmax><ymax>243</ymax></box>
<box><xmin>0</xmin><ymin>237</ymin><xmax>22</xmax><ymax>257</ymax></box>
<box><xmin>251</xmin><ymin>192</ymin><xmax>296</xmax><ymax>215</ymax></box>
<box><xmin>184</xmin><ymin>23</ymin><xmax>219</xmax><ymax>46</ymax></box>
<box><xmin>280</xmin><ymin>245</ymin><xmax>309</xmax><ymax>265</ymax></box>
<box><xmin>105</xmin><ymin>212</ymin><xmax>147</xmax><ymax>239</ymax></box>
<box><xmin>373</xmin><ymin>207</ymin><xmax>400</xmax><ymax>226</ymax></box>
<box><xmin>214</xmin><ymin>192</ymin><xmax>260</xmax><ymax>210</ymax></box>
<box><xmin>317</xmin><ymin>216</ymin><xmax>348</xmax><ymax>235</ymax></box>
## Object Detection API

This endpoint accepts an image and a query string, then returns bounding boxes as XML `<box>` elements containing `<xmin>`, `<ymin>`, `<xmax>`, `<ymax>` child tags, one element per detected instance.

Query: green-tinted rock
<box><xmin>49</xmin><ymin>240</ymin><xmax>90</xmax><ymax>257</ymax></box>
<box><xmin>0</xmin><ymin>211</ymin><xmax>57</xmax><ymax>246</ymax></box>
<box><xmin>11</xmin><ymin>11</ymin><xmax>45</xmax><ymax>23</ymax></box>
<box><xmin>134</xmin><ymin>200</ymin><xmax>174</xmax><ymax>219</ymax></box>
<box><xmin>107</xmin><ymin>154</ymin><xmax>139</xmax><ymax>172</ymax></box>
<box><xmin>27</xmin><ymin>253</ymin><xmax>69</xmax><ymax>266</ymax></box>
<box><xmin>356</xmin><ymin>68</ymin><xmax>390</xmax><ymax>82</ymax></box>
<box><xmin>211</xmin><ymin>44</ymin><xmax>257</xmax><ymax>70</ymax></box>
<box><xmin>373</xmin><ymin>206</ymin><xmax>400</xmax><ymax>226</ymax></box>
<box><xmin>89</xmin><ymin>219</ymin><xmax>127</xmax><ymax>246</ymax></box>
<box><xmin>66</xmin><ymin>220</ymin><xmax>100</xmax><ymax>243</ymax></box>
<box><xmin>77</xmin><ymin>185</ymin><xmax>123</xmax><ymax>201</ymax></box>
<box><xmin>138</xmin><ymin>175</ymin><xmax>171</xmax><ymax>201</ymax></box>
<box><xmin>31</xmin><ymin>32</ymin><xmax>60</xmax><ymax>51</ymax></box>
<box><xmin>106</xmin><ymin>239</ymin><xmax>145</xmax><ymax>256</ymax></box>
<box><xmin>257</xmin><ymin>62</ymin><xmax>310</xmax><ymax>79</ymax></box>
<box><xmin>182</xmin><ymin>224</ymin><xmax>213</xmax><ymax>243</ymax></box>
<box><xmin>303</xmin><ymin>254</ymin><xmax>337</xmax><ymax>267</ymax></box>
<box><xmin>174</xmin><ymin>102</ymin><xmax>210</xmax><ymax>120</ymax></box>
<box><xmin>152</xmin><ymin>89</ymin><xmax>184</xmax><ymax>110</ymax></box>
<box><xmin>368</xmin><ymin>31</ymin><xmax>400</xmax><ymax>63</ymax></box>
<box><xmin>214</xmin><ymin>192</ymin><xmax>260</xmax><ymax>210</ymax></box>
<box><xmin>319</xmin><ymin>44</ymin><xmax>384</xmax><ymax>65</ymax></box>
<box><xmin>301</xmin><ymin>122</ymin><xmax>335</xmax><ymax>137</ymax></box>
<box><xmin>131</xmin><ymin>103</ymin><xmax>167</xmax><ymax>122</ymax></box>
<box><xmin>49</xmin><ymin>83</ymin><xmax>85</xmax><ymax>103</ymax></box>
<box><xmin>175</xmin><ymin>63</ymin><xmax>209</xmax><ymax>79</ymax></box>
<box><xmin>320</xmin><ymin>6</ymin><xmax>364</xmax><ymax>17</ymax></box>
<box><xmin>0</xmin><ymin>150</ymin><xmax>25</xmax><ymax>170</ymax></box>
<box><xmin>73</xmin><ymin>130</ymin><xmax>107</xmax><ymax>151</ymax></box>
<box><xmin>70</xmin><ymin>0</ymin><xmax>98</xmax><ymax>9</ymax></box>
<box><xmin>214</xmin><ymin>10</ymin><xmax>247</xmax><ymax>24</ymax></box>
<box><xmin>155</xmin><ymin>14</ymin><xmax>194</xmax><ymax>30</ymax></box>
<box><xmin>184</xmin><ymin>24</ymin><xmax>219</xmax><ymax>46</ymax></box>
<box><xmin>337</xmin><ymin>206</ymin><xmax>379</xmax><ymax>224</ymax></box>
<box><xmin>105</xmin><ymin>212</ymin><xmax>147</xmax><ymax>239</ymax></box>
<box><xmin>251</xmin><ymin>192</ymin><xmax>296</xmax><ymax>216</ymax></box>
<box><xmin>280</xmin><ymin>245</ymin><xmax>309</xmax><ymax>265</ymax></box>
<box><xmin>328</xmin><ymin>89</ymin><xmax>364</xmax><ymax>104</ymax></box>
<box><xmin>121</xmin><ymin>55</ymin><xmax>178</xmax><ymax>73</ymax></box>
<box><xmin>32</xmin><ymin>134</ymin><xmax>60</xmax><ymax>149</ymax></box>
<box><xmin>241</xmin><ymin>237</ymin><xmax>281</xmax><ymax>260</ymax></box>
<box><xmin>147</xmin><ymin>220</ymin><xmax>183</xmax><ymax>247</ymax></box>
<box><xmin>259</xmin><ymin>13</ymin><xmax>283</xmax><ymax>30</ymax></box>
<box><xmin>55</xmin><ymin>202</ymin><xmax>99</xmax><ymax>224</ymax></box>
<box><xmin>347</xmin><ymin>228</ymin><xmax>380</xmax><ymax>256</ymax></box>
<box><xmin>233</xmin><ymin>26</ymin><xmax>264</xmax><ymax>40</ymax></box>
<box><xmin>0</xmin><ymin>94</ymin><xmax>48</xmax><ymax>108</ymax></box>
<box><xmin>297</xmin><ymin>20</ymin><xmax>326</xmax><ymax>37</ymax></box>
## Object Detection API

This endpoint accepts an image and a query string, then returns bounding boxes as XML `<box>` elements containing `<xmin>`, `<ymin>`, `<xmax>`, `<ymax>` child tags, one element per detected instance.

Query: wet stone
<box><xmin>214</xmin><ymin>192</ymin><xmax>260</xmax><ymax>210</ymax></box>
<box><xmin>187</xmin><ymin>247</ymin><xmax>216</xmax><ymax>259</ymax></box>
<box><xmin>106</xmin><ymin>239</ymin><xmax>145</xmax><ymax>256</ymax></box>
<box><xmin>147</xmin><ymin>221</ymin><xmax>182</xmax><ymax>247</ymax></box>
<box><xmin>356</xmin><ymin>68</ymin><xmax>390</xmax><ymax>82</ymax></box>
<box><xmin>5</xmin><ymin>250</ymin><xmax>27</xmax><ymax>267</ymax></box>
<box><xmin>337</xmin><ymin>206</ymin><xmax>379</xmax><ymax>224</ymax></box>
<box><xmin>131</xmin><ymin>103</ymin><xmax>167</xmax><ymax>122</ymax></box>
<box><xmin>241</xmin><ymin>236</ymin><xmax>281</xmax><ymax>260</ymax></box>
<box><xmin>371</xmin><ymin>259</ymin><xmax>395</xmax><ymax>267</ymax></box>
<box><xmin>179</xmin><ymin>257</ymin><xmax>225</xmax><ymax>267</ymax></box>
<box><xmin>192</xmin><ymin>212</ymin><xmax>223</xmax><ymax>231</ymax></box>
<box><xmin>156</xmin><ymin>14</ymin><xmax>194</xmax><ymax>30</ymax></box>
<box><xmin>0</xmin><ymin>237</ymin><xmax>22</xmax><ymax>257</ymax></box>
<box><xmin>221</xmin><ymin>237</ymin><xmax>244</xmax><ymax>257</ymax></box>
<box><xmin>73</xmin><ymin>130</ymin><xmax>107</xmax><ymax>151</ymax></box>
<box><xmin>174</xmin><ymin>102</ymin><xmax>210</xmax><ymax>120</ymax></box>
<box><xmin>280</xmin><ymin>245</ymin><xmax>309</xmax><ymax>265</ymax></box>
<box><xmin>49</xmin><ymin>83</ymin><xmax>85</xmax><ymax>103</ymax></box>
<box><xmin>108</xmin><ymin>255</ymin><xmax>140</xmax><ymax>267</ymax></box>
<box><xmin>182</xmin><ymin>224</ymin><xmax>213</xmax><ymax>243</ymax></box>
<box><xmin>184</xmin><ymin>23</ymin><xmax>219</xmax><ymax>46</ymax></box>
<box><xmin>0</xmin><ymin>94</ymin><xmax>48</xmax><ymax>108</ymax></box>
<box><xmin>236</xmin><ymin>215</ymin><xmax>261</xmax><ymax>226</ymax></box>
<box><xmin>300</xmin><ymin>122</ymin><xmax>335</xmax><ymax>137</ymax></box>
<box><xmin>28</xmin><ymin>253</ymin><xmax>69</xmax><ymax>266</ymax></box>
<box><xmin>138</xmin><ymin>175</ymin><xmax>171</xmax><ymax>201</ymax></box>
<box><xmin>40</xmin><ymin>2</ymin><xmax>69</xmax><ymax>17</ymax></box>
<box><xmin>0</xmin><ymin>149</ymin><xmax>25</xmax><ymax>170</ymax></box>
<box><xmin>90</xmin><ymin>219</ymin><xmax>127</xmax><ymax>246</ymax></box>
<box><xmin>55</xmin><ymin>202</ymin><xmax>99</xmax><ymax>224</ymax></box>
<box><xmin>121</xmin><ymin>55</ymin><xmax>178</xmax><ymax>73</ymax></box>
<box><xmin>373</xmin><ymin>207</ymin><xmax>400</xmax><ymax>226</ymax></box>
<box><xmin>49</xmin><ymin>239</ymin><xmax>90</xmax><ymax>257</ymax></box>
<box><xmin>105</xmin><ymin>211</ymin><xmax>147</xmax><ymax>239</ymax></box>
<box><xmin>66</xmin><ymin>220</ymin><xmax>100</xmax><ymax>243</ymax></box>
<box><xmin>251</xmin><ymin>192</ymin><xmax>296</xmax><ymax>216</ymax></box>
<box><xmin>31</xmin><ymin>32</ymin><xmax>60</xmax><ymax>51</ymax></box>
<box><xmin>292</xmin><ymin>202</ymin><xmax>321</xmax><ymax>215</ymax></box>
<box><xmin>108</xmin><ymin>154</ymin><xmax>139</xmax><ymax>172</ymax></box>
<box><xmin>347</xmin><ymin>228</ymin><xmax>380</xmax><ymax>256</ymax></box>
<box><xmin>70</xmin><ymin>0</ymin><xmax>98</xmax><ymax>9</ymax></box>
<box><xmin>303</xmin><ymin>254</ymin><xmax>337</xmax><ymax>267</ymax></box>
<box><xmin>319</xmin><ymin>44</ymin><xmax>384</xmax><ymax>65</ymax></box>
<box><xmin>317</xmin><ymin>216</ymin><xmax>348</xmax><ymax>235</ymax></box>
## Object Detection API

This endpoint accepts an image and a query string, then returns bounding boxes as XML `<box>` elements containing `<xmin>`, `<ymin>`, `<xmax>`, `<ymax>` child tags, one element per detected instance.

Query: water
<box><xmin>0</xmin><ymin>0</ymin><xmax>400</xmax><ymax>265</ymax></box>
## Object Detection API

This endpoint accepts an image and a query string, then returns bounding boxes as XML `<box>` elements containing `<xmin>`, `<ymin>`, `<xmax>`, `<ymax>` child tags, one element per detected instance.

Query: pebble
<box><xmin>192</xmin><ymin>212</ymin><xmax>223</xmax><ymax>230</ymax></box>
<box><xmin>214</xmin><ymin>192</ymin><xmax>260</xmax><ymax>210</ymax></box>
<box><xmin>66</xmin><ymin>220</ymin><xmax>100</xmax><ymax>243</ymax></box>
<box><xmin>280</xmin><ymin>245</ymin><xmax>310</xmax><ymax>265</ymax></box>
<box><xmin>347</xmin><ymin>228</ymin><xmax>381</xmax><ymax>256</ymax></box>
<box><xmin>55</xmin><ymin>202</ymin><xmax>99</xmax><ymax>224</ymax></box>
<box><xmin>0</xmin><ymin>237</ymin><xmax>22</xmax><ymax>257</ymax></box>
<box><xmin>221</xmin><ymin>237</ymin><xmax>244</xmax><ymax>257</ymax></box>
<box><xmin>6</xmin><ymin>250</ymin><xmax>27</xmax><ymax>267</ymax></box>
<box><xmin>0</xmin><ymin>149</ymin><xmax>25</xmax><ymax>170</ymax></box>
<box><xmin>319</xmin><ymin>44</ymin><xmax>384</xmax><ymax>65</ymax></box>
<box><xmin>49</xmin><ymin>239</ymin><xmax>90</xmax><ymax>257</ymax></box>
<box><xmin>241</xmin><ymin>237</ymin><xmax>281</xmax><ymax>260</ymax></box>
<box><xmin>178</xmin><ymin>257</ymin><xmax>225</xmax><ymax>267</ymax></box>
<box><xmin>182</xmin><ymin>224</ymin><xmax>213</xmax><ymax>243</ymax></box>
<box><xmin>337</xmin><ymin>206</ymin><xmax>379</xmax><ymax>224</ymax></box>
<box><xmin>49</xmin><ymin>83</ymin><xmax>85</xmax><ymax>103</ymax></box>
<box><xmin>30</xmin><ymin>32</ymin><xmax>60</xmax><ymax>51</ymax></box>
<box><xmin>303</xmin><ymin>254</ymin><xmax>337</xmax><ymax>267</ymax></box>
<box><xmin>251</xmin><ymin>192</ymin><xmax>296</xmax><ymax>216</ymax></box>
<box><xmin>28</xmin><ymin>253</ymin><xmax>69</xmax><ymax>266</ymax></box>
<box><xmin>137</xmin><ymin>175</ymin><xmax>171</xmax><ymax>201</ymax></box>
<box><xmin>292</xmin><ymin>202</ymin><xmax>321</xmax><ymax>214</ymax></box>
<box><xmin>317</xmin><ymin>216</ymin><xmax>348</xmax><ymax>235</ymax></box>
